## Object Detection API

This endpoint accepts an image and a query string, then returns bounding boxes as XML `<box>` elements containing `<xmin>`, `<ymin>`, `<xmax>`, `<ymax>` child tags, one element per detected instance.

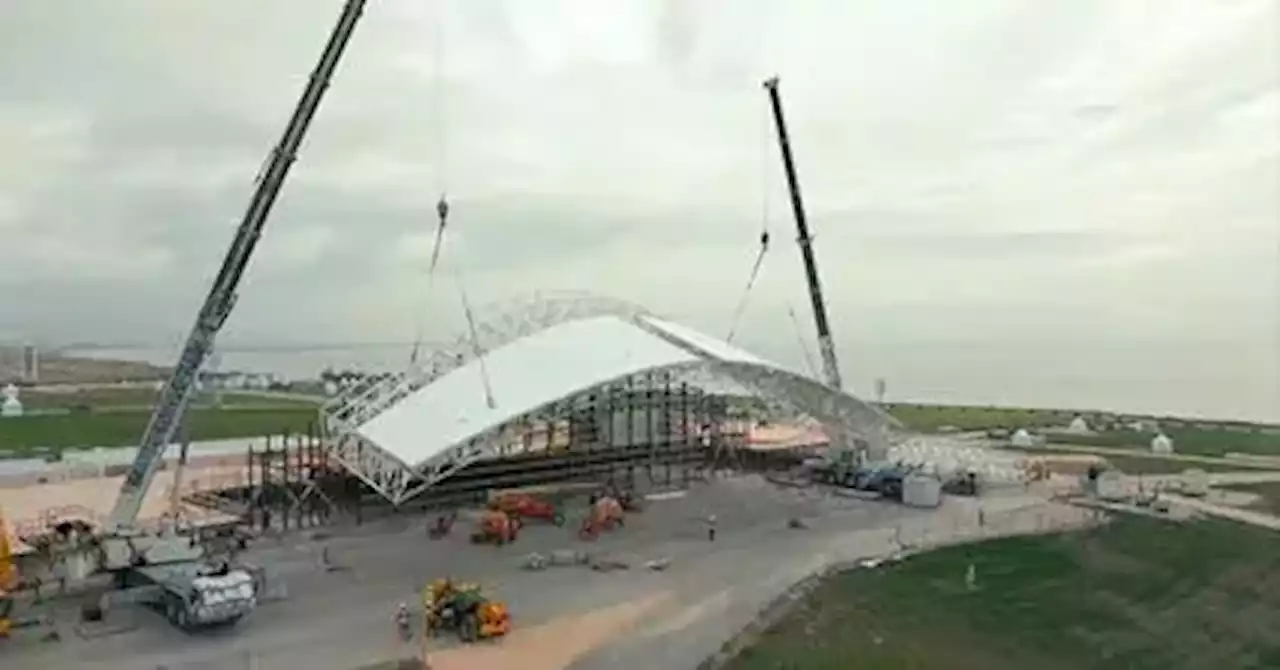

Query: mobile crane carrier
<box><xmin>26</xmin><ymin>0</ymin><xmax>369</xmax><ymax>632</ymax></box>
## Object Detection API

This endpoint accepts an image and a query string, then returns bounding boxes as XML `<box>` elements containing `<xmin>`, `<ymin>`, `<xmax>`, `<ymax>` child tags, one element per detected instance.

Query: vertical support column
<box><xmin>678</xmin><ymin>382</ymin><xmax>691</xmax><ymax>484</ymax></box>
<box><xmin>278</xmin><ymin>435</ymin><xmax>289</xmax><ymax>533</ymax></box>
<box><xmin>245</xmin><ymin>442</ymin><xmax>256</xmax><ymax>526</ymax></box>
<box><xmin>625</xmin><ymin>376</ymin><xmax>636</xmax><ymax>450</ymax></box>
<box><xmin>354</xmin><ymin>439</ymin><xmax>364</xmax><ymax>526</ymax></box>
<box><xmin>566</xmin><ymin>397</ymin><xmax>577</xmax><ymax>449</ymax></box>
<box><xmin>602</xmin><ymin>381</ymin><xmax>615</xmax><ymax>449</ymax></box>
<box><xmin>546</xmin><ymin>402</ymin><xmax>560</xmax><ymax>454</ymax></box>
<box><xmin>295</xmin><ymin>433</ymin><xmax>305</xmax><ymax>532</ymax></box>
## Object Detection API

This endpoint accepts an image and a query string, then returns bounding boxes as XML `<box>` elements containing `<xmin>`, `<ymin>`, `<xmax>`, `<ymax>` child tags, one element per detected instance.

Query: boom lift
<box><xmin>35</xmin><ymin>0</ymin><xmax>370</xmax><ymax>632</ymax></box>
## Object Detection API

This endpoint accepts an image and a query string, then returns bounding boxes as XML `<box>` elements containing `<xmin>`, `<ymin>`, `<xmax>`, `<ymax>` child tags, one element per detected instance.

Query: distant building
<box><xmin>21</xmin><ymin>344</ymin><xmax>38</xmax><ymax>382</ymax></box>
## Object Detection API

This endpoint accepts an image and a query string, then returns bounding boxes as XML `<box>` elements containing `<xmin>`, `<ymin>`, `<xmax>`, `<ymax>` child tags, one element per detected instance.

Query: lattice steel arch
<box><xmin>320</xmin><ymin>292</ymin><xmax>656</xmax><ymax>431</ymax></box>
<box><xmin>323</xmin><ymin>291</ymin><xmax>905</xmax><ymax>504</ymax></box>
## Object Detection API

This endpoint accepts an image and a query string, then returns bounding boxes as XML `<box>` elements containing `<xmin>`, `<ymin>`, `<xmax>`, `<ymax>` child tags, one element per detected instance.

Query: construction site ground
<box><xmin>1</xmin><ymin>474</ymin><xmax>1090</xmax><ymax>670</ymax></box>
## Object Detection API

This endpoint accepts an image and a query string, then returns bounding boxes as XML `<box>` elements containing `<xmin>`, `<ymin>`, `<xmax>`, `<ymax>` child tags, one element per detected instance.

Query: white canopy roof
<box><xmin>356</xmin><ymin>316</ymin><xmax>701</xmax><ymax>467</ymax></box>
<box><xmin>331</xmin><ymin>300</ymin><xmax>901</xmax><ymax>504</ymax></box>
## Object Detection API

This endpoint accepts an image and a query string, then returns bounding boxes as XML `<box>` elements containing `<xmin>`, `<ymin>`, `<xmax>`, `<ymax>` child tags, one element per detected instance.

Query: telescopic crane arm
<box><xmin>762</xmin><ymin>77</ymin><xmax>844</xmax><ymax>391</ymax></box>
<box><xmin>106</xmin><ymin>0</ymin><xmax>370</xmax><ymax>530</ymax></box>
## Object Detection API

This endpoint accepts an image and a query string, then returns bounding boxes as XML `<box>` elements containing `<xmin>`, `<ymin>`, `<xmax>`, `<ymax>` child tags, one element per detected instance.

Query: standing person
<box><xmin>706</xmin><ymin>513</ymin><xmax>717</xmax><ymax>542</ymax></box>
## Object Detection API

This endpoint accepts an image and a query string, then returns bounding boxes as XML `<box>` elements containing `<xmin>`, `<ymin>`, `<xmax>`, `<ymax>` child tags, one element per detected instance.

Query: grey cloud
<box><xmin>1</xmin><ymin>0</ymin><xmax>1276</xmax><ymax>419</ymax></box>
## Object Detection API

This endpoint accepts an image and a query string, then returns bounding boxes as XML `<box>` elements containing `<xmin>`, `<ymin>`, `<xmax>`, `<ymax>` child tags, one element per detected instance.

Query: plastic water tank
<box><xmin>902</xmin><ymin>475</ymin><xmax>942</xmax><ymax>508</ymax></box>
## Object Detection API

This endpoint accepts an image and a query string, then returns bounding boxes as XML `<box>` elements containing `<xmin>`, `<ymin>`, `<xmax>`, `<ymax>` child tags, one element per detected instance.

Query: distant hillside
<box><xmin>0</xmin><ymin>347</ymin><xmax>169</xmax><ymax>385</ymax></box>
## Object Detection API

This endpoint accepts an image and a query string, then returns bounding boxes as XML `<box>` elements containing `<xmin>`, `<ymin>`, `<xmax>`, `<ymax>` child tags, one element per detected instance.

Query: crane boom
<box><xmin>107</xmin><ymin>0</ymin><xmax>369</xmax><ymax>530</ymax></box>
<box><xmin>762</xmin><ymin>77</ymin><xmax>844</xmax><ymax>390</ymax></box>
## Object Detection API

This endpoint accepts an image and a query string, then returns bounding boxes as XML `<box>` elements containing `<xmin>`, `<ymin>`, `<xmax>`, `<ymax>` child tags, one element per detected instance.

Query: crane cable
<box><xmin>454</xmin><ymin>266</ymin><xmax>497</xmax><ymax>409</ymax></box>
<box><xmin>787</xmin><ymin>303</ymin><xmax>820</xmax><ymax>379</ymax></box>
<box><xmin>725</xmin><ymin>101</ymin><xmax>773</xmax><ymax>344</ymax></box>
<box><xmin>410</xmin><ymin>3</ymin><xmax>450</xmax><ymax>366</ymax></box>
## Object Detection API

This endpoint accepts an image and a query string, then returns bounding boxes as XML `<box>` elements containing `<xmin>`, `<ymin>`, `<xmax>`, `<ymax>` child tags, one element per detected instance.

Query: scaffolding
<box><xmin>183</xmin><ymin>429</ymin><xmax>338</xmax><ymax>534</ymax></box>
<box><xmin>329</xmin><ymin>370</ymin><xmax>743</xmax><ymax>521</ymax></box>
<box><xmin>188</xmin><ymin>371</ymin><xmax>744</xmax><ymax>527</ymax></box>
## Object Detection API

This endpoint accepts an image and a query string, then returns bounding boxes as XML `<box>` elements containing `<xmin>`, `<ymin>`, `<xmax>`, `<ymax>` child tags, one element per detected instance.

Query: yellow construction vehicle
<box><xmin>1</xmin><ymin>506</ymin><xmax>17</xmax><ymax>638</ymax></box>
<box><xmin>422</xmin><ymin>578</ymin><xmax>510</xmax><ymax>642</ymax></box>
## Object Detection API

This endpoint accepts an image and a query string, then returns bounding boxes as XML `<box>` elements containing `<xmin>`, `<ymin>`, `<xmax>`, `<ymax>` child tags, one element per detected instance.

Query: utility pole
<box><xmin>763</xmin><ymin>77</ymin><xmax>843</xmax><ymax>390</ymax></box>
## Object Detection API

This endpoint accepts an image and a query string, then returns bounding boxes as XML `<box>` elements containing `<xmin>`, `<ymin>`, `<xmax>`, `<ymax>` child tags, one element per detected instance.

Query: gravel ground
<box><xmin>2</xmin><ymin>475</ymin><xmax>1088</xmax><ymax>670</ymax></box>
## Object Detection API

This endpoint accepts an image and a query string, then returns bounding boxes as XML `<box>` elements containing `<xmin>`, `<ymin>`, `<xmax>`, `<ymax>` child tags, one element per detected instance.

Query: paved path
<box><xmin>1162</xmin><ymin>493</ymin><xmax>1280</xmax><ymax>531</ymax></box>
<box><xmin>1045</xmin><ymin>443</ymin><xmax>1280</xmax><ymax>470</ymax></box>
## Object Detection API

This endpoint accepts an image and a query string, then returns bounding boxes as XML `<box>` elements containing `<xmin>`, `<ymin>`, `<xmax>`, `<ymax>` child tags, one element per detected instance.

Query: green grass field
<box><xmin>726</xmin><ymin>516</ymin><xmax>1280</xmax><ymax>670</ymax></box>
<box><xmin>0</xmin><ymin>406</ymin><xmax>318</xmax><ymax>451</ymax></box>
<box><xmin>886</xmin><ymin>404</ymin><xmax>1066</xmax><ymax>432</ymax></box>
<box><xmin>884</xmin><ymin>404</ymin><xmax>1280</xmax><ymax>457</ymax></box>
<box><xmin>18</xmin><ymin>387</ymin><xmax>320</xmax><ymax>411</ymax></box>
<box><xmin>1047</xmin><ymin>428</ymin><xmax>1280</xmax><ymax>457</ymax></box>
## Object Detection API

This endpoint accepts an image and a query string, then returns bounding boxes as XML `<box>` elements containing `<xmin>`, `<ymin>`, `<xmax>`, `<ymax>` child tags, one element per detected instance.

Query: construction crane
<box><xmin>38</xmin><ymin>0</ymin><xmax>370</xmax><ymax>632</ymax></box>
<box><xmin>762</xmin><ymin>77</ymin><xmax>843</xmax><ymax>391</ymax></box>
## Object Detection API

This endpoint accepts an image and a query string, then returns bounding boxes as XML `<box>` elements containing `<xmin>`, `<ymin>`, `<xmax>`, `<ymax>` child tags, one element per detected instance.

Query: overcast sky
<box><xmin>1</xmin><ymin>0</ymin><xmax>1277</xmax><ymax>419</ymax></box>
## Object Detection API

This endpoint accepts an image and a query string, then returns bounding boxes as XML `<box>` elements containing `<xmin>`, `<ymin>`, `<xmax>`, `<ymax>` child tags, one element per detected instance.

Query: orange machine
<box><xmin>470</xmin><ymin>510</ymin><xmax>519</xmax><ymax>545</ymax></box>
<box><xmin>490</xmin><ymin>492</ymin><xmax>565</xmax><ymax>526</ymax></box>
<box><xmin>578</xmin><ymin>496</ymin><xmax>625</xmax><ymax>540</ymax></box>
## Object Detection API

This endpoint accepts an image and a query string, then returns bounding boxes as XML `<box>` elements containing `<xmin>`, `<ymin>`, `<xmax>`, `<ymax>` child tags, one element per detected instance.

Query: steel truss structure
<box><xmin>319</xmin><ymin>292</ymin><xmax>900</xmax><ymax>506</ymax></box>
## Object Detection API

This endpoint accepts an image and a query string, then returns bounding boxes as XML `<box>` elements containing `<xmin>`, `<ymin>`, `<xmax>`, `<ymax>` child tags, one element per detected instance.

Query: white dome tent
<box><xmin>1</xmin><ymin>383</ymin><xmax>23</xmax><ymax>418</ymax></box>
<box><xmin>1150</xmin><ymin>432</ymin><xmax>1174</xmax><ymax>455</ymax></box>
<box><xmin>1010</xmin><ymin>428</ymin><xmax>1038</xmax><ymax>449</ymax></box>
<box><xmin>1066</xmin><ymin>415</ymin><xmax>1091</xmax><ymax>434</ymax></box>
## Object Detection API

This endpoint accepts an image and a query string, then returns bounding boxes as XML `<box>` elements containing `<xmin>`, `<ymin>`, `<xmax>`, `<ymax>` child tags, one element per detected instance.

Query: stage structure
<box><xmin>320</xmin><ymin>292</ymin><xmax>900</xmax><ymax>506</ymax></box>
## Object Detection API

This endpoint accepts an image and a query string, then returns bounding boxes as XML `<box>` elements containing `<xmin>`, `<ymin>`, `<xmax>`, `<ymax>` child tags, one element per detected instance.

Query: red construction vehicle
<box><xmin>578</xmin><ymin>496</ymin><xmax>625</xmax><ymax>540</ymax></box>
<box><xmin>600</xmin><ymin>485</ymin><xmax>645</xmax><ymax>513</ymax></box>
<box><xmin>490</xmin><ymin>492</ymin><xmax>565</xmax><ymax>527</ymax></box>
<box><xmin>470</xmin><ymin>510</ymin><xmax>519</xmax><ymax>545</ymax></box>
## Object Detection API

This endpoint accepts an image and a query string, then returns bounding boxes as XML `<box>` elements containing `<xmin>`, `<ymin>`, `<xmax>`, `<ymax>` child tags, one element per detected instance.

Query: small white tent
<box><xmin>1</xmin><ymin>383</ymin><xmax>23</xmax><ymax>418</ymax></box>
<box><xmin>1150</xmin><ymin>433</ymin><xmax>1174</xmax><ymax>455</ymax></box>
<box><xmin>1011</xmin><ymin>428</ymin><xmax>1038</xmax><ymax>448</ymax></box>
<box><xmin>1066</xmin><ymin>416</ymin><xmax>1091</xmax><ymax>434</ymax></box>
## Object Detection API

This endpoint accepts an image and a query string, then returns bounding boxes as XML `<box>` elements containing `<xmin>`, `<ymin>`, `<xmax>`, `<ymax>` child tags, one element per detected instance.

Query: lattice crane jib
<box><xmin>762</xmin><ymin>77</ymin><xmax>844</xmax><ymax>393</ymax></box>
<box><xmin>107</xmin><ymin>0</ymin><xmax>370</xmax><ymax>531</ymax></box>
